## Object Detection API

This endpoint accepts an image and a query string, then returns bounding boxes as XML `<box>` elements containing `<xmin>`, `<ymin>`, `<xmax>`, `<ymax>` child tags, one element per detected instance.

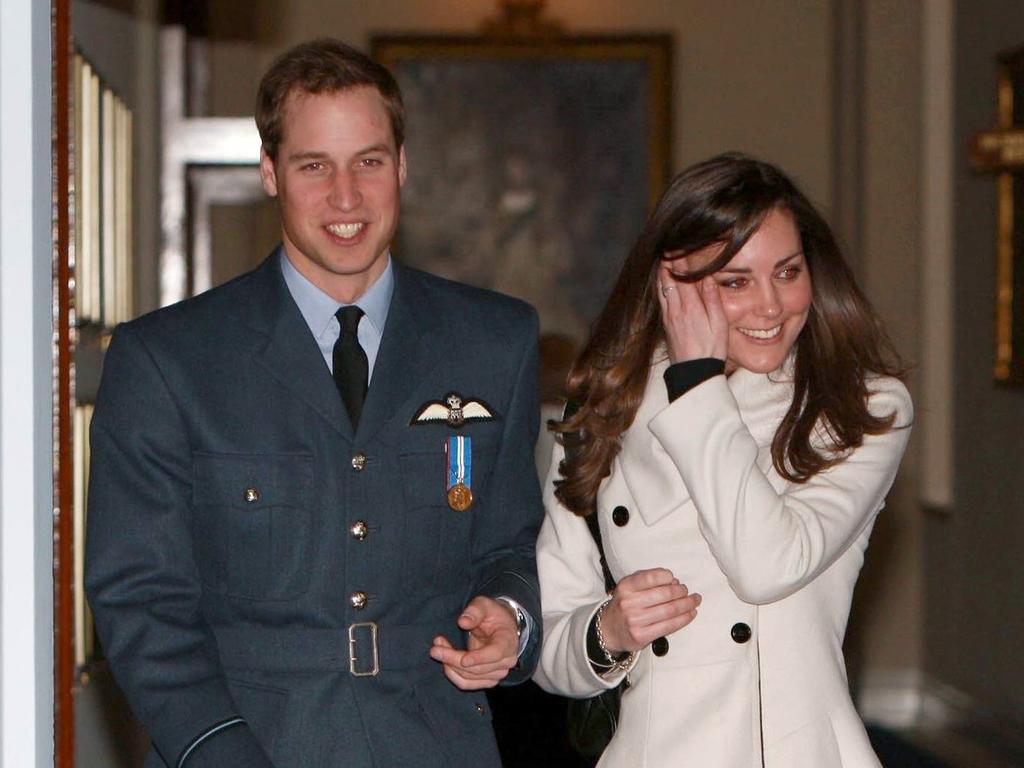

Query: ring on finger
<box><xmin>660</xmin><ymin>283</ymin><xmax>675</xmax><ymax>297</ymax></box>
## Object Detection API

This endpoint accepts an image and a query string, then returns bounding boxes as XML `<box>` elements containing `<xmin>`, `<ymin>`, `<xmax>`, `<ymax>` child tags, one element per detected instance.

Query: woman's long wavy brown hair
<box><xmin>555</xmin><ymin>153</ymin><xmax>905</xmax><ymax>517</ymax></box>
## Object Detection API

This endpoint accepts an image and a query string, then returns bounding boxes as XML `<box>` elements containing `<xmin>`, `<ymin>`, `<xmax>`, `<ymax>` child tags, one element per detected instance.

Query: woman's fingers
<box><xmin>700</xmin><ymin>276</ymin><xmax>729</xmax><ymax>361</ymax></box>
<box><xmin>642</xmin><ymin>607</ymin><xmax>700</xmax><ymax>643</ymax></box>
<box><xmin>657</xmin><ymin>261</ymin><xmax>723</xmax><ymax>363</ymax></box>
<box><xmin>613</xmin><ymin>592</ymin><xmax>702</xmax><ymax>649</ymax></box>
<box><xmin>617</xmin><ymin>567</ymin><xmax>679</xmax><ymax>593</ymax></box>
<box><xmin>604</xmin><ymin>568</ymin><xmax>703</xmax><ymax>651</ymax></box>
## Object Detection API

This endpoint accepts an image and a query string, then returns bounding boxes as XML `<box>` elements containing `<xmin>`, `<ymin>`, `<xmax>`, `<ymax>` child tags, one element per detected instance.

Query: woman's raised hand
<box><xmin>657</xmin><ymin>263</ymin><xmax>728</xmax><ymax>365</ymax></box>
<box><xmin>600</xmin><ymin>568</ymin><xmax>701</xmax><ymax>654</ymax></box>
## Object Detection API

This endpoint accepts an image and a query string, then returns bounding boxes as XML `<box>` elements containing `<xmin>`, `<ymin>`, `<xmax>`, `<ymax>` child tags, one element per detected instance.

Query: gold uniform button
<box><xmin>351</xmin><ymin>453</ymin><xmax>367</xmax><ymax>471</ymax></box>
<box><xmin>350</xmin><ymin>520</ymin><xmax>369</xmax><ymax>541</ymax></box>
<box><xmin>350</xmin><ymin>591</ymin><xmax>368</xmax><ymax>610</ymax></box>
<box><xmin>243</xmin><ymin>487</ymin><xmax>259</xmax><ymax>503</ymax></box>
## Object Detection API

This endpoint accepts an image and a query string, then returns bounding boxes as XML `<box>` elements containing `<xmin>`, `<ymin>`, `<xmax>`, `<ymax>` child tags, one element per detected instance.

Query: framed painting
<box><xmin>372</xmin><ymin>32</ymin><xmax>672</xmax><ymax>360</ymax></box>
<box><xmin>971</xmin><ymin>43</ymin><xmax>1024</xmax><ymax>386</ymax></box>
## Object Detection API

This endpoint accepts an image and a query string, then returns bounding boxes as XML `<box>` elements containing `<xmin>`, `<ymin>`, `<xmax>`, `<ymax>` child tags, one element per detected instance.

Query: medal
<box><xmin>445</xmin><ymin>436</ymin><xmax>473</xmax><ymax>511</ymax></box>
<box><xmin>447</xmin><ymin>482</ymin><xmax>474</xmax><ymax>512</ymax></box>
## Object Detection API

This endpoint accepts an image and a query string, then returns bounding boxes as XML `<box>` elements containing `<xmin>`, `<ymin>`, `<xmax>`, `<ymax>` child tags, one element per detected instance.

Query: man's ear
<box><xmin>259</xmin><ymin>147</ymin><xmax>279</xmax><ymax>197</ymax></box>
<box><xmin>398</xmin><ymin>145</ymin><xmax>408</xmax><ymax>187</ymax></box>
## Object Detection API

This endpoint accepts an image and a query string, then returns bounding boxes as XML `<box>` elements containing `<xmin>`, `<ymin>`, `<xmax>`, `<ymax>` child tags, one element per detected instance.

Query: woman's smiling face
<box><xmin>675</xmin><ymin>207</ymin><xmax>812</xmax><ymax>374</ymax></box>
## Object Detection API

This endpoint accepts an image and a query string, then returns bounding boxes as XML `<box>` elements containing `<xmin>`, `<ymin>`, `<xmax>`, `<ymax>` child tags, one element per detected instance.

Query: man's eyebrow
<box><xmin>718</xmin><ymin>251</ymin><xmax>804</xmax><ymax>273</ymax></box>
<box><xmin>286</xmin><ymin>145</ymin><xmax>393</xmax><ymax>163</ymax></box>
<box><xmin>355</xmin><ymin>143</ymin><xmax>392</xmax><ymax>155</ymax></box>
<box><xmin>286</xmin><ymin>150</ymin><xmax>329</xmax><ymax>163</ymax></box>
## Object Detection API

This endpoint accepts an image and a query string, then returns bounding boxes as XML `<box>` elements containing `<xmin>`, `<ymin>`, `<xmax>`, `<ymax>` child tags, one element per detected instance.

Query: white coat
<box><xmin>534</xmin><ymin>356</ymin><xmax>912</xmax><ymax>767</ymax></box>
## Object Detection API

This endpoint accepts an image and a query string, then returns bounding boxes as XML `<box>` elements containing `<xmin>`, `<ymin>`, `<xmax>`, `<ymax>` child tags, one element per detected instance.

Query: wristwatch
<box><xmin>495</xmin><ymin>596</ymin><xmax>528</xmax><ymax>638</ymax></box>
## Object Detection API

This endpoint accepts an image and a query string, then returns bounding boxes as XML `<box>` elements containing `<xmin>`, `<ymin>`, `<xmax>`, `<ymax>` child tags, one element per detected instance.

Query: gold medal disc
<box><xmin>447</xmin><ymin>482</ymin><xmax>474</xmax><ymax>512</ymax></box>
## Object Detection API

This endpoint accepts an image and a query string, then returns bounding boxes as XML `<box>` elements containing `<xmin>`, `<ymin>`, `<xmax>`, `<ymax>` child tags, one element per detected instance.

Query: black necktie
<box><xmin>333</xmin><ymin>306</ymin><xmax>368</xmax><ymax>428</ymax></box>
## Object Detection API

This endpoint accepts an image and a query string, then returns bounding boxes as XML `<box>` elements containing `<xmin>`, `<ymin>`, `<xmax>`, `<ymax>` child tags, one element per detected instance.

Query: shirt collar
<box><xmin>279</xmin><ymin>248</ymin><xmax>394</xmax><ymax>339</ymax></box>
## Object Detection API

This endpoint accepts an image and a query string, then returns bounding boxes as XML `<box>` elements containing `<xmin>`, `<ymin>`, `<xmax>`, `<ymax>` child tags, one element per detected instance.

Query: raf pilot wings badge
<box><xmin>411</xmin><ymin>392</ymin><xmax>497</xmax><ymax>428</ymax></box>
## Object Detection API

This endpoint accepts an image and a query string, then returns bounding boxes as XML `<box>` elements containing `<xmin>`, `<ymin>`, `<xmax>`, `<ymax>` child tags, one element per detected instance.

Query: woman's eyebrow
<box><xmin>719</xmin><ymin>251</ymin><xmax>804</xmax><ymax>273</ymax></box>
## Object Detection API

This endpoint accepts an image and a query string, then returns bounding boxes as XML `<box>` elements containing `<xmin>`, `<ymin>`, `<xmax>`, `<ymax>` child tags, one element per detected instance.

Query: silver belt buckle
<box><xmin>348</xmin><ymin>621</ymin><xmax>379</xmax><ymax>677</ymax></box>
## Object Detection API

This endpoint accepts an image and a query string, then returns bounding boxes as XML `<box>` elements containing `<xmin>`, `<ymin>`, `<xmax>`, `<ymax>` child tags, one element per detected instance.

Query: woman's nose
<box><xmin>756</xmin><ymin>284</ymin><xmax>782</xmax><ymax>318</ymax></box>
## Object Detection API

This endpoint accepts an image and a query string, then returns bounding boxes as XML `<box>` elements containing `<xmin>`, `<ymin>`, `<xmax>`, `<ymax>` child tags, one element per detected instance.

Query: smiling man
<box><xmin>86</xmin><ymin>39</ymin><xmax>543</xmax><ymax>768</ymax></box>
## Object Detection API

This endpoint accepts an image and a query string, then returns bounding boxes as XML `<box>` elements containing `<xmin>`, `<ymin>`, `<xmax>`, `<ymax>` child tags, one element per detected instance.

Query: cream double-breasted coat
<box><xmin>534</xmin><ymin>357</ymin><xmax>912</xmax><ymax>767</ymax></box>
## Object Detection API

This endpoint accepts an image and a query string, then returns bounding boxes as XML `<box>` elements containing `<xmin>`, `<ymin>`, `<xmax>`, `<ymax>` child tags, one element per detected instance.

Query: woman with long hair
<box><xmin>533</xmin><ymin>153</ymin><xmax>912</xmax><ymax>767</ymax></box>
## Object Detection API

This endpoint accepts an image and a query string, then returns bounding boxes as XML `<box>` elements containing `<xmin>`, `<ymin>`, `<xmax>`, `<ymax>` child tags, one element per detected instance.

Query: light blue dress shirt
<box><xmin>280</xmin><ymin>249</ymin><xmax>394</xmax><ymax>383</ymax></box>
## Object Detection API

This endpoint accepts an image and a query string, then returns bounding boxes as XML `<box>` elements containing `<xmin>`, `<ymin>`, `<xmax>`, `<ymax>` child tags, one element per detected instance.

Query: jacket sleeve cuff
<box><xmin>663</xmin><ymin>358</ymin><xmax>726</xmax><ymax>402</ymax></box>
<box><xmin>175</xmin><ymin>718</ymin><xmax>274</xmax><ymax>768</ymax></box>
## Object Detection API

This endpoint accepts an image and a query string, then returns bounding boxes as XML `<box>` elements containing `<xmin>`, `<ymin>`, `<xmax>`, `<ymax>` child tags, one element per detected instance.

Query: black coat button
<box><xmin>651</xmin><ymin>636</ymin><xmax>669</xmax><ymax>656</ymax></box>
<box><xmin>612</xmin><ymin>506</ymin><xmax>630</xmax><ymax>526</ymax></box>
<box><xmin>731</xmin><ymin>622</ymin><xmax>752</xmax><ymax>643</ymax></box>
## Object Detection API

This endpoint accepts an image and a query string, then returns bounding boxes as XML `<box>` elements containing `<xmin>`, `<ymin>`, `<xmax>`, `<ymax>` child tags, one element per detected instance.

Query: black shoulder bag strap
<box><xmin>562</xmin><ymin>400</ymin><xmax>624</xmax><ymax>764</ymax></box>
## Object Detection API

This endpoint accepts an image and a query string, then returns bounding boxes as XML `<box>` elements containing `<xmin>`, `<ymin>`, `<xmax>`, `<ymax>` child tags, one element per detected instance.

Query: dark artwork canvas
<box><xmin>375</xmin><ymin>37</ymin><xmax>671</xmax><ymax>351</ymax></box>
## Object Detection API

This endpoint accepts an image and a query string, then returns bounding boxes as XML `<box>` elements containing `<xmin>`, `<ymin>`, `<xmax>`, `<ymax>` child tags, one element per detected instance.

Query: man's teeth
<box><xmin>738</xmin><ymin>325</ymin><xmax>782</xmax><ymax>339</ymax></box>
<box><xmin>327</xmin><ymin>223</ymin><xmax>365</xmax><ymax>238</ymax></box>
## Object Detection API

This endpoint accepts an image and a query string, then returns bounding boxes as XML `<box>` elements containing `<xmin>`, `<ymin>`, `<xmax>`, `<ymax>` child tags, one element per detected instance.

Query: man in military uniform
<box><xmin>86</xmin><ymin>39</ymin><xmax>543</xmax><ymax>768</ymax></box>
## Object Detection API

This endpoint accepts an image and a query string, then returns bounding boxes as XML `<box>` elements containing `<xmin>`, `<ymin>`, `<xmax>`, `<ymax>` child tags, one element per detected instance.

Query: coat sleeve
<box><xmin>532</xmin><ymin>443</ymin><xmax>627</xmax><ymax>698</ymax></box>
<box><xmin>85</xmin><ymin>323</ymin><xmax>274</xmax><ymax>768</ymax></box>
<box><xmin>649</xmin><ymin>374</ymin><xmax>913</xmax><ymax>605</ymax></box>
<box><xmin>467</xmin><ymin>305</ymin><xmax>545</xmax><ymax>682</ymax></box>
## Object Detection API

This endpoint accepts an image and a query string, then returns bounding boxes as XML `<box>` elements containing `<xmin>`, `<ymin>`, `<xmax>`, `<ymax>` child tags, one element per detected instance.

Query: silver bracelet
<box><xmin>594</xmin><ymin>598</ymin><xmax>637</xmax><ymax>673</ymax></box>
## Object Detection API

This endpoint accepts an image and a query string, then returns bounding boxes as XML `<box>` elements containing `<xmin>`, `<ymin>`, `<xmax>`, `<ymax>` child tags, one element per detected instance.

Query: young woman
<box><xmin>534</xmin><ymin>154</ymin><xmax>912</xmax><ymax>767</ymax></box>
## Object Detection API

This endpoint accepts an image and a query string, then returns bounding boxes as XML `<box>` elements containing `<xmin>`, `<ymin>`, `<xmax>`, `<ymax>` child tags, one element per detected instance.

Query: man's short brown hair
<box><xmin>255</xmin><ymin>38</ymin><xmax>405</xmax><ymax>160</ymax></box>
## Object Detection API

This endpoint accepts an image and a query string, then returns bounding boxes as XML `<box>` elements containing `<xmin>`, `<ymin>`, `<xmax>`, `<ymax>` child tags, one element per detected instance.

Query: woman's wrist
<box><xmin>586</xmin><ymin>598</ymin><xmax>636</xmax><ymax>677</ymax></box>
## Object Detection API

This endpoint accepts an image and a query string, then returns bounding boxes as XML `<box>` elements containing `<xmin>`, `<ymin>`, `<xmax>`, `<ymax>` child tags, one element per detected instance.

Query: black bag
<box><xmin>562</xmin><ymin>402</ymin><xmax>625</xmax><ymax>763</ymax></box>
<box><xmin>566</xmin><ymin>681</ymin><xmax>623</xmax><ymax>762</ymax></box>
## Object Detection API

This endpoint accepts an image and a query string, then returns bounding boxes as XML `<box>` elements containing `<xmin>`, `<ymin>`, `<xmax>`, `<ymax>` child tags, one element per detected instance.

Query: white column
<box><xmin>0</xmin><ymin>0</ymin><xmax>56</xmax><ymax>764</ymax></box>
<box><xmin>919</xmin><ymin>0</ymin><xmax>955</xmax><ymax>510</ymax></box>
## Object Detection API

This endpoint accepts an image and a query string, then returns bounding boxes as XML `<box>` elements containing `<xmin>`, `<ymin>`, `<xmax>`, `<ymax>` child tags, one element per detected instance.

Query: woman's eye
<box><xmin>777</xmin><ymin>266</ymin><xmax>802</xmax><ymax>280</ymax></box>
<box><xmin>719</xmin><ymin>278</ymin><xmax>747</xmax><ymax>290</ymax></box>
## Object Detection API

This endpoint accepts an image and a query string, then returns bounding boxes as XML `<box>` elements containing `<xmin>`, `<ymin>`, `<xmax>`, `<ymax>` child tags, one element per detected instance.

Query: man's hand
<box><xmin>429</xmin><ymin>596</ymin><xmax>520</xmax><ymax>690</ymax></box>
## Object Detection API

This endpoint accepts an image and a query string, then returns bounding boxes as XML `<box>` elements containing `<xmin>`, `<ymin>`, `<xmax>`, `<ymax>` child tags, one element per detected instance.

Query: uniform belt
<box><xmin>212</xmin><ymin>622</ymin><xmax>445</xmax><ymax>675</ymax></box>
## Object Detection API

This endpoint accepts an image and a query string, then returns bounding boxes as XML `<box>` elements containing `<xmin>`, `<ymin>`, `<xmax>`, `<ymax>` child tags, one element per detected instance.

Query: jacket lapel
<box><xmin>355</xmin><ymin>262</ymin><xmax>448</xmax><ymax>446</ymax></box>
<box><xmin>243</xmin><ymin>253</ymin><xmax>354</xmax><ymax>440</ymax></box>
<box><xmin>619</xmin><ymin>354</ymin><xmax>693</xmax><ymax>526</ymax></box>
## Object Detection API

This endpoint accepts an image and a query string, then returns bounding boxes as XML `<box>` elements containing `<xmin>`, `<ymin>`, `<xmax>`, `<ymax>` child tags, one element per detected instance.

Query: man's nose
<box><xmin>328</xmin><ymin>170</ymin><xmax>362</xmax><ymax>210</ymax></box>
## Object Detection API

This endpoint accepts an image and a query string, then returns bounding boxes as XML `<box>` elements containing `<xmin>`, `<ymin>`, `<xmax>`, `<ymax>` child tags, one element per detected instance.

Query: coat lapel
<box><xmin>355</xmin><ymin>262</ymin><xmax>448</xmax><ymax>446</ymax></box>
<box><xmin>243</xmin><ymin>253</ymin><xmax>354</xmax><ymax>440</ymax></box>
<box><xmin>619</xmin><ymin>354</ymin><xmax>693</xmax><ymax>527</ymax></box>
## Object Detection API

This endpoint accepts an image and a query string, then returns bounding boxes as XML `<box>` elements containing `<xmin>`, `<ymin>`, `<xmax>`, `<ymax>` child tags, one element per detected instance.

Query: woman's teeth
<box><xmin>738</xmin><ymin>325</ymin><xmax>782</xmax><ymax>340</ymax></box>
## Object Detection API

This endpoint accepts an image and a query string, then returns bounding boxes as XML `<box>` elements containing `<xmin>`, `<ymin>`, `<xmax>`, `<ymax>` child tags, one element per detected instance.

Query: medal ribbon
<box><xmin>446</xmin><ymin>436</ymin><xmax>472</xmax><ymax>491</ymax></box>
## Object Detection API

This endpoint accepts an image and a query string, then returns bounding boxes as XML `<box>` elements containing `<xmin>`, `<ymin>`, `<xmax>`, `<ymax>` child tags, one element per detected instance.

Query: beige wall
<box><xmin>927</xmin><ymin>0</ymin><xmax>1024</xmax><ymax>723</ymax></box>
<box><xmin>851</xmin><ymin>0</ymin><xmax>923</xmax><ymax>676</ymax></box>
<box><xmin>204</xmin><ymin>0</ymin><xmax>834</xmax><ymax>208</ymax></box>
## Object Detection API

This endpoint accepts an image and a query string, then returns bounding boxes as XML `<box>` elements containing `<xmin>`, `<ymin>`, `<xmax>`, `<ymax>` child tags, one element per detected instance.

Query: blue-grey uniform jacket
<box><xmin>85</xmin><ymin>254</ymin><xmax>544</xmax><ymax>767</ymax></box>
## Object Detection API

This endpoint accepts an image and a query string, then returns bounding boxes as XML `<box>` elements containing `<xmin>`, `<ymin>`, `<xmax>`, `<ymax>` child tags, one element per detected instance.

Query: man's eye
<box><xmin>302</xmin><ymin>162</ymin><xmax>325</xmax><ymax>172</ymax></box>
<box><xmin>358</xmin><ymin>157</ymin><xmax>383</xmax><ymax>168</ymax></box>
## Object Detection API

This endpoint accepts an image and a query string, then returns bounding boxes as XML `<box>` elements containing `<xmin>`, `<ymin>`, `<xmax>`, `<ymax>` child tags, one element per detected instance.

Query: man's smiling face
<box><xmin>260</xmin><ymin>85</ymin><xmax>407</xmax><ymax>304</ymax></box>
